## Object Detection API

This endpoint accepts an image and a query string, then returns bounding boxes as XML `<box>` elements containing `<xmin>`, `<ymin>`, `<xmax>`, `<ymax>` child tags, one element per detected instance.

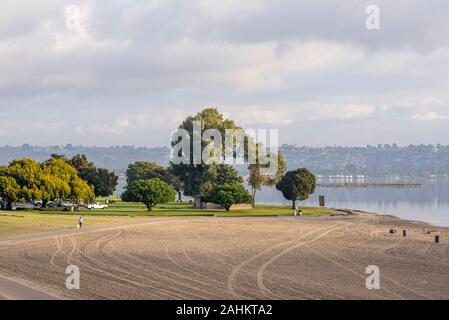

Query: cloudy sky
<box><xmin>1</xmin><ymin>0</ymin><xmax>449</xmax><ymax>147</ymax></box>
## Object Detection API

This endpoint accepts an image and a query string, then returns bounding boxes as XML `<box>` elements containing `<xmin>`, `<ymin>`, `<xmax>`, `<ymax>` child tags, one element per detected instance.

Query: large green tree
<box><xmin>7</xmin><ymin>158</ymin><xmax>42</xmax><ymax>201</ymax></box>
<box><xmin>79</xmin><ymin>167</ymin><xmax>118</xmax><ymax>197</ymax></box>
<box><xmin>69</xmin><ymin>155</ymin><xmax>118</xmax><ymax>197</ymax></box>
<box><xmin>203</xmin><ymin>183</ymin><xmax>252</xmax><ymax>212</ymax></box>
<box><xmin>70</xmin><ymin>178</ymin><xmax>95</xmax><ymax>203</ymax></box>
<box><xmin>42</xmin><ymin>158</ymin><xmax>94</xmax><ymax>205</ymax></box>
<box><xmin>215</xmin><ymin>164</ymin><xmax>243</xmax><ymax>185</ymax></box>
<box><xmin>122</xmin><ymin>178</ymin><xmax>176</xmax><ymax>211</ymax></box>
<box><xmin>0</xmin><ymin>158</ymin><xmax>94</xmax><ymax>209</ymax></box>
<box><xmin>170</xmin><ymin>108</ymin><xmax>241</xmax><ymax>200</ymax></box>
<box><xmin>276</xmin><ymin>168</ymin><xmax>316</xmax><ymax>209</ymax></box>
<box><xmin>126</xmin><ymin>161</ymin><xmax>165</xmax><ymax>184</ymax></box>
<box><xmin>0</xmin><ymin>176</ymin><xmax>20</xmax><ymax>210</ymax></box>
<box><xmin>126</xmin><ymin>161</ymin><xmax>183</xmax><ymax>201</ymax></box>
<box><xmin>38</xmin><ymin>174</ymin><xmax>70</xmax><ymax>206</ymax></box>
<box><xmin>68</xmin><ymin>154</ymin><xmax>95</xmax><ymax>171</ymax></box>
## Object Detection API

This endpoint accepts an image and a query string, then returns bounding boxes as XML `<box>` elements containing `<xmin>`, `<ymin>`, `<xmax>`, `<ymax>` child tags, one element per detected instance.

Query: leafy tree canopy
<box><xmin>122</xmin><ymin>178</ymin><xmax>176</xmax><ymax>211</ymax></box>
<box><xmin>276</xmin><ymin>168</ymin><xmax>316</xmax><ymax>209</ymax></box>
<box><xmin>171</xmin><ymin>108</ymin><xmax>241</xmax><ymax>198</ymax></box>
<box><xmin>203</xmin><ymin>183</ymin><xmax>252</xmax><ymax>212</ymax></box>
<box><xmin>126</xmin><ymin>161</ymin><xmax>183</xmax><ymax>200</ymax></box>
<box><xmin>68</xmin><ymin>154</ymin><xmax>95</xmax><ymax>171</ymax></box>
<box><xmin>215</xmin><ymin>164</ymin><xmax>243</xmax><ymax>185</ymax></box>
<box><xmin>0</xmin><ymin>157</ymin><xmax>94</xmax><ymax>208</ymax></box>
<box><xmin>68</xmin><ymin>154</ymin><xmax>118</xmax><ymax>197</ymax></box>
<box><xmin>126</xmin><ymin>161</ymin><xmax>166</xmax><ymax>185</ymax></box>
<box><xmin>0</xmin><ymin>176</ymin><xmax>20</xmax><ymax>206</ymax></box>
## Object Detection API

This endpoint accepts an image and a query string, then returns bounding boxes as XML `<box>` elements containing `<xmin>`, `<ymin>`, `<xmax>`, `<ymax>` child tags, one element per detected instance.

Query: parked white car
<box><xmin>86</xmin><ymin>202</ymin><xmax>108</xmax><ymax>210</ymax></box>
<box><xmin>33</xmin><ymin>200</ymin><xmax>55</xmax><ymax>208</ymax></box>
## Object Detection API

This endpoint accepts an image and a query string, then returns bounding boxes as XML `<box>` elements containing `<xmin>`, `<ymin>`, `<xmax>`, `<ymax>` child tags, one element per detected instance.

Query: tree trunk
<box><xmin>42</xmin><ymin>199</ymin><xmax>48</xmax><ymax>208</ymax></box>
<box><xmin>225</xmin><ymin>205</ymin><xmax>230</xmax><ymax>212</ymax></box>
<box><xmin>6</xmin><ymin>201</ymin><xmax>13</xmax><ymax>211</ymax></box>
<box><xmin>291</xmin><ymin>200</ymin><xmax>296</xmax><ymax>210</ymax></box>
<box><xmin>251</xmin><ymin>187</ymin><xmax>256</xmax><ymax>209</ymax></box>
<box><xmin>147</xmin><ymin>204</ymin><xmax>153</xmax><ymax>211</ymax></box>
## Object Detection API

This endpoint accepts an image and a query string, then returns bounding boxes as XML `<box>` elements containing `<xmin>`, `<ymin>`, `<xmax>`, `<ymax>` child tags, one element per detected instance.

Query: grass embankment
<box><xmin>0</xmin><ymin>212</ymin><xmax>123</xmax><ymax>238</ymax></box>
<box><xmin>0</xmin><ymin>202</ymin><xmax>332</xmax><ymax>238</ymax></box>
<box><xmin>15</xmin><ymin>202</ymin><xmax>333</xmax><ymax>217</ymax></box>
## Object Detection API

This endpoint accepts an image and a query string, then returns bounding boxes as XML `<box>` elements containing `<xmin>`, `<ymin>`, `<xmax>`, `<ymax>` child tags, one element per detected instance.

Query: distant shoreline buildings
<box><xmin>1</xmin><ymin>144</ymin><xmax>448</xmax><ymax>178</ymax></box>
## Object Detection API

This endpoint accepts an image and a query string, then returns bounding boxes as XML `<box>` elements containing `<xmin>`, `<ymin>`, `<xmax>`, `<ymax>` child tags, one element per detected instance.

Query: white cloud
<box><xmin>413</xmin><ymin>112</ymin><xmax>448</xmax><ymax>121</ymax></box>
<box><xmin>72</xmin><ymin>109</ymin><xmax>187</xmax><ymax>137</ymax></box>
<box><xmin>194</xmin><ymin>0</ymin><xmax>262</xmax><ymax>18</ymax></box>
<box><xmin>230</xmin><ymin>109</ymin><xmax>293</xmax><ymax>125</ymax></box>
<box><xmin>306</xmin><ymin>104</ymin><xmax>375</xmax><ymax>120</ymax></box>
<box><xmin>1</xmin><ymin>1</ymin><xmax>449</xmax><ymax>146</ymax></box>
<box><xmin>339</xmin><ymin>104</ymin><xmax>375</xmax><ymax>119</ymax></box>
<box><xmin>74</xmin><ymin>115</ymin><xmax>130</xmax><ymax>135</ymax></box>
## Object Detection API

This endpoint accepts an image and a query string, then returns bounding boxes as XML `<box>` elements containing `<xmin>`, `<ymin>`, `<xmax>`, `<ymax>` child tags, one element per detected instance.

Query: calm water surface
<box><xmin>257</xmin><ymin>178</ymin><xmax>449</xmax><ymax>227</ymax></box>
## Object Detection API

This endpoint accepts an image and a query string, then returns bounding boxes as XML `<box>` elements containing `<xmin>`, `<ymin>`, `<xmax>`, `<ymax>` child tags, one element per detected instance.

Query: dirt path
<box><xmin>0</xmin><ymin>215</ymin><xmax>447</xmax><ymax>300</ymax></box>
<box><xmin>0</xmin><ymin>275</ymin><xmax>59</xmax><ymax>300</ymax></box>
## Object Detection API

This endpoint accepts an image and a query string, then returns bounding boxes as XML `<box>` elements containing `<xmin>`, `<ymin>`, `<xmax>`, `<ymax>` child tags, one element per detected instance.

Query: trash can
<box><xmin>319</xmin><ymin>196</ymin><xmax>325</xmax><ymax>207</ymax></box>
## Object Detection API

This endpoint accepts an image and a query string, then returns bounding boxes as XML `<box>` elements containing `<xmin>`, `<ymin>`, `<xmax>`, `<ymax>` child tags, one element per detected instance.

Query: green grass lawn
<box><xmin>12</xmin><ymin>202</ymin><xmax>332</xmax><ymax>217</ymax></box>
<box><xmin>0</xmin><ymin>202</ymin><xmax>332</xmax><ymax>238</ymax></box>
<box><xmin>0</xmin><ymin>212</ymin><xmax>126</xmax><ymax>238</ymax></box>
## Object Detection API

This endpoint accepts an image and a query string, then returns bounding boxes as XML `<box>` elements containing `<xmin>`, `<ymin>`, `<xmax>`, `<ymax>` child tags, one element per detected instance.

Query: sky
<box><xmin>1</xmin><ymin>0</ymin><xmax>449</xmax><ymax>147</ymax></box>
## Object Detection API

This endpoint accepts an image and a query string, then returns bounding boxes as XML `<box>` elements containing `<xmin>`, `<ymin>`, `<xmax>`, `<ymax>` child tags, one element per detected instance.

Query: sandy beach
<box><xmin>0</xmin><ymin>213</ymin><xmax>448</xmax><ymax>300</ymax></box>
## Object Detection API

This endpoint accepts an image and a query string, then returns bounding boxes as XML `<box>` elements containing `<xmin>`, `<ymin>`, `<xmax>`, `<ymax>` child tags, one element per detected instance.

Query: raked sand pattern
<box><xmin>0</xmin><ymin>214</ymin><xmax>448</xmax><ymax>300</ymax></box>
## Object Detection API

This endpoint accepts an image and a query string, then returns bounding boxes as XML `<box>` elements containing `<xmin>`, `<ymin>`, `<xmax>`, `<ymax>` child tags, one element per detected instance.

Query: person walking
<box><xmin>79</xmin><ymin>216</ymin><xmax>84</xmax><ymax>229</ymax></box>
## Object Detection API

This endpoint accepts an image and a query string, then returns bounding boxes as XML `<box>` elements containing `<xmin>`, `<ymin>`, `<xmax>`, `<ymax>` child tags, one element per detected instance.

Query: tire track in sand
<box><xmin>256</xmin><ymin>224</ymin><xmax>347</xmax><ymax>299</ymax></box>
<box><xmin>227</xmin><ymin>224</ymin><xmax>334</xmax><ymax>299</ymax></box>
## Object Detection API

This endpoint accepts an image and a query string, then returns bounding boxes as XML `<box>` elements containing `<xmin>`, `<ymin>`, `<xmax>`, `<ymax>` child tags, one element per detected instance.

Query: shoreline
<box><xmin>1</xmin><ymin>206</ymin><xmax>448</xmax><ymax>240</ymax></box>
<box><xmin>334</xmin><ymin>207</ymin><xmax>449</xmax><ymax>231</ymax></box>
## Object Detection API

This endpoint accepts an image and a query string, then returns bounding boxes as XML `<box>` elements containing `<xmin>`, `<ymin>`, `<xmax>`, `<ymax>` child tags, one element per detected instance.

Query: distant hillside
<box><xmin>1</xmin><ymin>144</ymin><xmax>448</xmax><ymax>177</ymax></box>
<box><xmin>281</xmin><ymin>144</ymin><xmax>449</xmax><ymax>177</ymax></box>
<box><xmin>0</xmin><ymin>145</ymin><xmax>170</xmax><ymax>172</ymax></box>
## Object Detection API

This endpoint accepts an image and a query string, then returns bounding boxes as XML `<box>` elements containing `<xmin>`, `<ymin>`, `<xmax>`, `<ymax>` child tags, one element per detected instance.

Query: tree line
<box><xmin>0</xmin><ymin>154</ymin><xmax>118</xmax><ymax>210</ymax></box>
<box><xmin>1</xmin><ymin>109</ymin><xmax>317</xmax><ymax>212</ymax></box>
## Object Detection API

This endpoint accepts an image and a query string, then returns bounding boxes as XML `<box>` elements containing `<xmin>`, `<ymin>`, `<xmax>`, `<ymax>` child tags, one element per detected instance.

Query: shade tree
<box><xmin>126</xmin><ymin>161</ymin><xmax>183</xmax><ymax>201</ymax></box>
<box><xmin>0</xmin><ymin>157</ymin><xmax>94</xmax><ymax>209</ymax></box>
<box><xmin>122</xmin><ymin>178</ymin><xmax>176</xmax><ymax>211</ymax></box>
<box><xmin>68</xmin><ymin>155</ymin><xmax>118</xmax><ymax>197</ymax></box>
<box><xmin>0</xmin><ymin>176</ymin><xmax>20</xmax><ymax>210</ymax></box>
<box><xmin>202</xmin><ymin>183</ymin><xmax>252</xmax><ymax>212</ymax></box>
<box><xmin>170</xmin><ymin>108</ymin><xmax>241</xmax><ymax>201</ymax></box>
<box><xmin>275</xmin><ymin>168</ymin><xmax>316</xmax><ymax>209</ymax></box>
